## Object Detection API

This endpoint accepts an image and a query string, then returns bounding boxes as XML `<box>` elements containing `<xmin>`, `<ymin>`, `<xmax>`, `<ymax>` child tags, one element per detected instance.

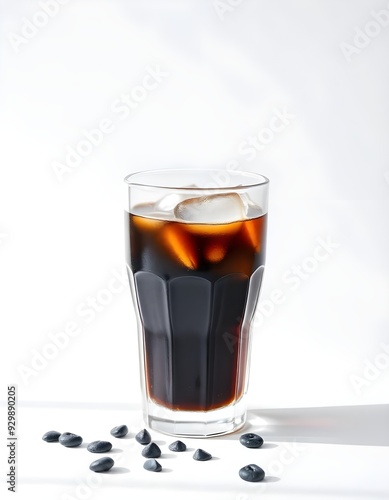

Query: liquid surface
<box><xmin>126</xmin><ymin>211</ymin><xmax>267</xmax><ymax>411</ymax></box>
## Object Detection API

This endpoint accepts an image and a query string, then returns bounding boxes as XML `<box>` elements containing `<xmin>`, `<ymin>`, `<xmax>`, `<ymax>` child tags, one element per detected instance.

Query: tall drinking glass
<box><xmin>124</xmin><ymin>169</ymin><xmax>269</xmax><ymax>437</ymax></box>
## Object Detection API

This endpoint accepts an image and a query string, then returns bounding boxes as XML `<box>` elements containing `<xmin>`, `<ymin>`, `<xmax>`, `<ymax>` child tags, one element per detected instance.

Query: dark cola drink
<box><xmin>125</xmin><ymin>194</ymin><xmax>267</xmax><ymax>413</ymax></box>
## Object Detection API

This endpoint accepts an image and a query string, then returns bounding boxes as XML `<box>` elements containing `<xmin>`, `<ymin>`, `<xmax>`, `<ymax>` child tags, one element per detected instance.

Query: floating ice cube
<box><xmin>240</xmin><ymin>192</ymin><xmax>263</xmax><ymax>219</ymax></box>
<box><xmin>155</xmin><ymin>193</ymin><xmax>184</xmax><ymax>213</ymax></box>
<box><xmin>174</xmin><ymin>193</ymin><xmax>246</xmax><ymax>224</ymax></box>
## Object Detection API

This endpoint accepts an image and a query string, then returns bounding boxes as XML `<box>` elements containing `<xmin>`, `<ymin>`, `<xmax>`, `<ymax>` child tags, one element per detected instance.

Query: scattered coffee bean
<box><xmin>142</xmin><ymin>442</ymin><xmax>161</xmax><ymax>458</ymax></box>
<box><xmin>89</xmin><ymin>457</ymin><xmax>114</xmax><ymax>472</ymax></box>
<box><xmin>135</xmin><ymin>429</ymin><xmax>151</xmax><ymax>445</ymax></box>
<box><xmin>59</xmin><ymin>432</ymin><xmax>83</xmax><ymax>447</ymax></box>
<box><xmin>47</xmin><ymin>423</ymin><xmax>270</xmax><ymax>480</ymax></box>
<box><xmin>110</xmin><ymin>425</ymin><xmax>128</xmax><ymax>438</ymax></box>
<box><xmin>193</xmin><ymin>449</ymin><xmax>212</xmax><ymax>461</ymax></box>
<box><xmin>42</xmin><ymin>431</ymin><xmax>61</xmax><ymax>442</ymax></box>
<box><xmin>143</xmin><ymin>459</ymin><xmax>162</xmax><ymax>472</ymax></box>
<box><xmin>168</xmin><ymin>440</ymin><xmax>186</xmax><ymax>452</ymax></box>
<box><xmin>239</xmin><ymin>464</ymin><xmax>265</xmax><ymax>482</ymax></box>
<box><xmin>87</xmin><ymin>441</ymin><xmax>112</xmax><ymax>453</ymax></box>
<box><xmin>239</xmin><ymin>433</ymin><xmax>264</xmax><ymax>449</ymax></box>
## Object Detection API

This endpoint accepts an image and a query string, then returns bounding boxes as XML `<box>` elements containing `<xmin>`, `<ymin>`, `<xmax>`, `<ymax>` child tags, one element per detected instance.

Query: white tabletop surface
<box><xmin>8</xmin><ymin>402</ymin><xmax>389</xmax><ymax>500</ymax></box>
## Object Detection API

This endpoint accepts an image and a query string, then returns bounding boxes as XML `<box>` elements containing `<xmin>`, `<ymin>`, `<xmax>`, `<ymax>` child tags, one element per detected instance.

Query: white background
<box><xmin>0</xmin><ymin>1</ymin><xmax>389</xmax><ymax>498</ymax></box>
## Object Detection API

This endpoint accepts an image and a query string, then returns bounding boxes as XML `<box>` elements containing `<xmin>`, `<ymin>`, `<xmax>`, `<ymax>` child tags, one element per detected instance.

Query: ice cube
<box><xmin>155</xmin><ymin>193</ymin><xmax>184</xmax><ymax>213</ymax></box>
<box><xmin>132</xmin><ymin>204</ymin><xmax>165</xmax><ymax>231</ymax></box>
<box><xmin>163</xmin><ymin>224</ymin><xmax>198</xmax><ymax>269</ymax></box>
<box><xmin>174</xmin><ymin>193</ymin><xmax>246</xmax><ymax>224</ymax></box>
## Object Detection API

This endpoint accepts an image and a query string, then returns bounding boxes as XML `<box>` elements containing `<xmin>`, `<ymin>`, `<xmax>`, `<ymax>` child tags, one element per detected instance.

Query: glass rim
<box><xmin>124</xmin><ymin>168</ymin><xmax>269</xmax><ymax>191</ymax></box>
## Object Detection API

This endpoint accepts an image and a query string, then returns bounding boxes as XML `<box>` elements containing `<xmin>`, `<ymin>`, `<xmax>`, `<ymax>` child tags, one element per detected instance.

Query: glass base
<box><xmin>145</xmin><ymin>398</ymin><xmax>246</xmax><ymax>437</ymax></box>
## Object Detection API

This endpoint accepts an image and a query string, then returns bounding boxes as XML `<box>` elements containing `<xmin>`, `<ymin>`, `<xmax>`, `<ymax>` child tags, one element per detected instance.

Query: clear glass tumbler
<box><xmin>124</xmin><ymin>169</ymin><xmax>269</xmax><ymax>436</ymax></box>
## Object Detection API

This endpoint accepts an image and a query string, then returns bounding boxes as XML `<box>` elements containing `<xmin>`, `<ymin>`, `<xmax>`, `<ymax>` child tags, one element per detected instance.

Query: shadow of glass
<box><xmin>29</xmin><ymin>400</ymin><xmax>388</xmax><ymax>448</ymax></box>
<box><xmin>247</xmin><ymin>404</ymin><xmax>389</xmax><ymax>446</ymax></box>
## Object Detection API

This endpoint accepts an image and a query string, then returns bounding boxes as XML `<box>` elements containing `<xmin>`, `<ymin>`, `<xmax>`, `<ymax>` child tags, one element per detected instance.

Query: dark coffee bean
<box><xmin>110</xmin><ymin>425</ymin><xmax>128</xmax><ymax>438</ymax></box>
<box><xmin>89</xmin><ymin>457</ymin><xmax>114</xmax><ymax>472</ymax></box>
<box><xmin>135</xmin><ymin>429</ymin><xmax>151</xmax><ymax>445</ymax></box>
<box><xmin>143</xmin><ymin>459</ymin><xmax>162</xmax><ymax>472</ymax></box>
<box><xmin>193</xmin><ymin>449</ymin><xmax>212</xmax><ymax>461</ymax></box>
<box><xmin>239</xmin><ymin>464</ymin><xmax>265</xmax><ymax>482</ymax></box>
<box><xmin>239</xmin><ymin>433</ymin><xmax>264</xmax><ymax>449</ymax></box>
<box><xmin>59</xmin><ymin>432</ymin><xmax>83</xmax><ymax>447</ymax></box>
<box><xmin>142</xmin><ymin>442</ymin><xmax>161</xmax><ymax>458</ymax></box>
<box><xmin>42</xmin><ymin>431</ymin><xmax>61</xmax><ymax>442</ymax></box>
<box><xmin>169</xmin><ymin>440</ymin><xmax>186</xmax><ymax>452</ymax></box>
<box><xmin>87</xmin><ymin>441</ymin><xmax>112</xmax><ymax>453</ymax></box>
